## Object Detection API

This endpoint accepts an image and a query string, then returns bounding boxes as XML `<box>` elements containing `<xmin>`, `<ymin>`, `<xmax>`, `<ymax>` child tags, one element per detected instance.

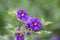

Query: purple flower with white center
<box><xmin>30</xmin><ymin>18</ymin><xmax>42</xmax><ymax>31</ymax></box>
<box><xmin>15</xmin><ymin>27</ymin><xmax>24</xmax><ymax>40</ymax></box>
<box><xmin>17</xmin><ymin>10</ymin><xmax>29</xmax><ymax>22</ymax></box>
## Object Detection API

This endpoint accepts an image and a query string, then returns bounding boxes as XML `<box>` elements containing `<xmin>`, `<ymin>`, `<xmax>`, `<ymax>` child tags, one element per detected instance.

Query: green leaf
<box><xmin>8</xmin><ymin>27</ymin><xmax>17</xmax><ymax>32</ymax></box>
<box><xmin>41</xmin><ymin>18</ymin><xmax>53</xmax><ymax>26</ymax></box>
<box><xmin>8</xmin><ymin>28</ymin><xmax>14</xmax><ymax>31</ymax></box>
<box><xmin>44</xmin><ymin>21</ymin><xmax>53</xmax><ymax>25</ymax></box>
<box><xmin>8</xmin><ymin>10</ymin><xmax>16</xmax><ymax>17</ymax></box>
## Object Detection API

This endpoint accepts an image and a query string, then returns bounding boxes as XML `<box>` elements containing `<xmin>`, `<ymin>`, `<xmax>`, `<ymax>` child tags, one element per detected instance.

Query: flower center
<box><xmin>34</xmin><ymin>22</ymin><xmax>37</xmax><ymax>26</ymax></box>
<box><xmin>20</xmin><ymin>33</ymin><xmax>23</xmax><ymax>36</ymax></box>
<box><xmin>28</xmin><ymin>28</ymin><xmax>31</xmax><ymax>31</ymax></box>
<box><xmin>21</xmin><ymin>13</ymin><xmax>24</xmax><ymax>17</ymax></box>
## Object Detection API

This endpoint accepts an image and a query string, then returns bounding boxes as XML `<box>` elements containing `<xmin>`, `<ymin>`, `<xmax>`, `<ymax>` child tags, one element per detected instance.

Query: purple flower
<box><xmin>25</xmin><ymin>18</ymin><xmax>32</xmax><ymax>31</ymax></box>
<box><xmin>26</xmin><ymin>31</ymin><xmax>31</xmax><ymax>36</ymax></box>
<box><xmin>30</xmin><ymin>18</ymin><xmax>42</xmax><ymax>31</ymax></box>
<box><xmin>49</xmin><ymin>35</ymin><xmax>60</xmax><ymax>40</ymax></box>
<box><xmin>17</xmin><ymin>10</ymin><xmax>29</xmax><ymax>22</ymax></box>
<box><xmin>15</xmin><ymin>27</ymin><xmax>24</xmax><ymax>40</ymax></box>
<box><xmin>34</xmin><ymin>37</ymin><xmax>41</xmax><ymax>40</ymax></box>
<box><xmin>17</xmin><ymin>27</ymin><xmax>20</xmax><ymax>31</ymax></box>
<box><xmin>26</xmin><ymin>23</ymin><xmax>31</xmax><ymax>31</ymax></box>
<box><xmin>15</xmin><ymin>33</ymin><xmax>24</xmax><ymax>40</ymax></box>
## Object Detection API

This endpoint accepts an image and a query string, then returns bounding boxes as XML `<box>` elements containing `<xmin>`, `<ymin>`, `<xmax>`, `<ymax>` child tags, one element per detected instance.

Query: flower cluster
<box><xmin>15</xmin><ymin>10</ymin><xmax>42</xmax><ymax>40</ymax></box>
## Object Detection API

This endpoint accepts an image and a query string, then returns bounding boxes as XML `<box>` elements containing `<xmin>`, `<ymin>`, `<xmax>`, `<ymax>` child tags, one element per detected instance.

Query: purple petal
<box><xmin>33</xmin><ymin>27</ymin><xmax>39</xmax><ymax>31</ymax></box>
<box><xmin>27</xmin><ymin>31</ymin><xmax>31</xmax><ymax>36</ymax></box>
<box><xmin>16</xmin><ymin>36</ymin><xmax>24</xmax><ymax>40</ymax></box>
<box><xmin>15</xmin><ymin>33</ymin><xmax>20</xmax><ymax>37</ymax></box>
<box><xmin>15</xmin><ymin>33</ymin><xmax>24</xmax><ymax>40</ymax></box>
<box><xmin>17</xmin><ymin>27</ymin><xmax>20</xmax><ymax>31</ymax></box>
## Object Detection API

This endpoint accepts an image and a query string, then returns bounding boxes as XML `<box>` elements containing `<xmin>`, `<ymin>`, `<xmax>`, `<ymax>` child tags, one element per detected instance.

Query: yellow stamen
<box><xmin>21</xmin><ymin>13</ymin><xmax>24</xmax><ymax>17</ymax></box>
<box><xmin>28</xmin><ymin>28</ymin><xmax>31</xmax><ymax>31</ymax></box>
<box><xmin>20</xmin><ymin>33</ymin><xmax>23</xmax><ymax>36</ymax></box>
<box><xmin>28</xmin><ymin>28</ymin><xmax>30</xmax><ymax>30</ymax></box>
<box><xmin>34</xmin><ymin>22</ymin><xmax>37</xmax><ymax>26</ymax></box>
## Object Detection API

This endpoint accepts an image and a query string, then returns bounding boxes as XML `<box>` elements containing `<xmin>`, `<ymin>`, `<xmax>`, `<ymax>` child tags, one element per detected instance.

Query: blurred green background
<box><xmin>0</xmin><ymin>0</ymin><xmax>60</xmax><ymax>40</ymax></box>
